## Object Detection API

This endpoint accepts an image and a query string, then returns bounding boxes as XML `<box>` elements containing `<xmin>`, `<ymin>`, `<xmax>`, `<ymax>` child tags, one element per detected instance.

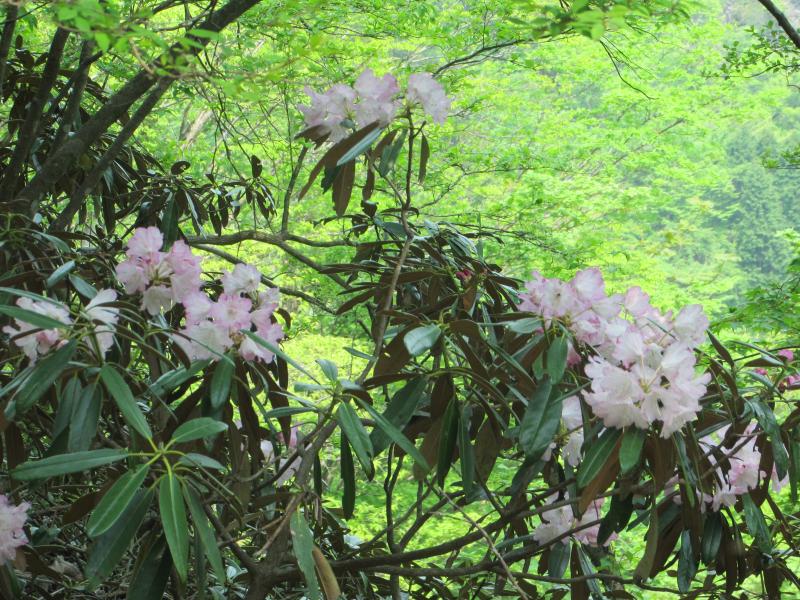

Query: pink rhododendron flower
<box><xmin>0</xmin><ymin>495</ymin><xmax>29</xmax><ymax>564</ymax></box>
<box><xmin>126</xmin><ymin>226</ymin><xmax>164</xmax><ymax>257</ymax></box>
<box><xmin>210</xmin><ymin>294</ymin><xmax>253</xmax><ymax>333</ymax></box>
<box><xmin>519</xmin><ymin>267</ymin><xmax>710</xmax><ymax>438</ymax></box>
<box><xmin>2</xmin><ymin>297</ymin><xmax>72</xmax><ymax>362</ymax></box>
<box><xmin>222</xmin><ymin>263</ymin><xmax>262</xmax><ymax>296</ymax></box>
<box><xmin>354</xmin><ymin>68</ymin><xmax>400</xmax><ymax>127</ymax></box>
<box><xmin>299</xmin><ymin>84</ymin><xmax>357</xmax><ymax>143</ymax></box>
<box><xmin>778</xmin><ymin>349</ymin><xmax>794</xmax><ymax>362</ymax></box>
<box><xmin>561</xmin><ymin>396</ymin><xmax>584</xmax><ymax>467</ymax></box>
<box><xmin>407</xmin><ymin>73</ymin><xmax>452</xmax><ymax>123</ymax></box>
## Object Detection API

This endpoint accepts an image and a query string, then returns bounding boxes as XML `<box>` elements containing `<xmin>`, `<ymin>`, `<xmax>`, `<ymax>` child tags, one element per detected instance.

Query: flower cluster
<box><xmin>533</xmin><ymin>495</ymin><xmax>613</xmax><ymax>547</ymax></box>
<box><xmin>700</xmin><ymin>423</ymin><xmax>786</xmax><ymax>512</ymax></box>
<box><xmin>0</xmin><ymin>495</ymin><xmax>29</xmax><ymax>565</ymax></box>
<box><xmin>519</xmin><ymin>268</ymin><xmax>710</xmax><ymax>438</ymax></box>
<box><xmin>116</xmin><ymin>227</ymin><xmax>202</xmax><ymax>315</ymax></box>
<box><xmin>116</xmin><ymin>227</ymin><xmax>283</xmax><ymax>363</ymax></box>
<box><xmin>3</xmin><ymin>290</ymin><xmax>119</xmax><ymax>363</ymax></box>
<box><xmin>299</xmin><ymin>69</ymin><xmax>452</xmax><ymax>143</ymax></box>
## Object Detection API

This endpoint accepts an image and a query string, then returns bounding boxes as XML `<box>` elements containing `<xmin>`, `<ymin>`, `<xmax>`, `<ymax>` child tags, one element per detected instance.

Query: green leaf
<box><xmin>437</xmin><ymin>398</ymin><xmax>460</xmax><ymax>487</ymax></box>
<box><xmin>458</xmin><ymin>405</ymin><xmax>475</xmax><ymax>497</ymax></box>
<box><xmin>506</xmin><ymin>317</ymin><xmax>542</xmax><ymax>334</ymax></box>
<box><xmin>677</xmin><ymin>530</ymin><xmax>697</xmax><ymax>593</ymax></box>
<box><xmin>340</xmin><ymin>434</ymin><xmax>356</xmax><ymax>518</ymax></box>
<box><xmin>742</xmin><ymin>493</ymin><xmax>772</xmax><ymax>554</ymax></box>
<box><xmin>356</xmin><ymin>398</ymin><xmax>429</xmax><ymax>471</ymax></box>
<box><xmin>46</xmin><ymin>260</ymin><xmax>76</xmax><ymax>288</ymax></box>
<box><xmin>171</xmin><ymin>418</ymin><xmax>227</xmax><ymax>444</ymax></box>
<box><xmin>8</xmin><ymin>340</ymin><xmax>76</xmax><ymax>418</ymax></box>
<box><xmin>159</xmin><ymin>473</ymin><xmax>189</xmax><ymax>582</ymax></box>
<box><xmin>747</xmin><ymin>398</ymin><xmax>789</xmax><ymax>479</ymax></box>
<box><xmin>87</xmin><ymin>463</ymin><xmax>150</xmax><ymax>537</ymax></box>
<box><xmin>548</xmin><ymin>540</ymin><xmax>570</xmax><ymax>578</ymax></box>
<box><xmin>69</xmin><ymin>274</ymin><xmax>98</xmax><ymax>299</ymax></box>
<box><xmin>86</xmin><ymin>489</ymin><xmax>153</xmax><ymax>590</ymax></box>
<box><xmin>0</xmin><ymin>286</ymin><xmax>66</xmax><ymax>306</ymax></box>
<box><xmin>336</xmin><ymin>402</ymin><xmax>374</xmax><ymax>479</ymax></box>
<box><xmin>149</xmin><ymin>361</ymin><xmax>210</xmax><ymax>397</ymax></box>
<box><xmin>370</xmin><ymin>376</ymin><xmax>427</xmax><ymax>454</ymax></box>
<box><xmin>177</xmin><ymin>453</ymin><xmax>226</xmax><ymax>472</ymax></box>
<box><xmin>68</xmin><ymin>383</ymin><xmax>101</xmax><ymax>452</ymax></box>
<box><xmin>546</xmin><ymin>336</ymin><xmax>568</xmax><ymax>383</ymax></box>
<box><xmin>0</xmin><ymin>305</ymin><xmax>70</xmax><ymax>329</ymax></box>
<box><xmin>619</xmin><ymin>428</ymin><xmax>646</xmax><ymax>475</ymax></box>
<box><xmin>264</xmin><ymin>406</ymin><xmax>318</xmax><ymax>420</ymax></box>
<box><xmin>336</xmin><ymin>125</ymin><xmax>383</xmax><ymax>166</ymax></box>
<box><xmin>290</xmin><ymin>511</ymin><xmax>322</xmax><ymax>600</ymax></box>
<box><xmin>209</xmin><ymin>357</ymin><xmax>234</xmax><ymax>410</ymax></box>
<box><xmin>577</xmin><ymin>427</ymin><xmax>622</xmax><ymax>488</ymax></box>
<box><xmin>100</xmin><ymin>365</ymin><xmax>152</xmax><ymax>440</ymax></box>
<box><xmin>519</xmin><ymin>376</ymin><xmax>560</xmax><ymax>461</ymax></box>
<box><xmin>701</xmin><ymin>512</ymin><xmax>723</xmax><ymax>565</ymax></box>
<box><xmin>316</xmin><ymin>359</ymin><xmax>339</xmax><ymax>383</ymax></box>
<box><xmin>183</xmin><ymin>485</ymin><xmax>225</xmax><ymax>583</ymax></box>
<box><xmin>12</xmin><ymin>448</ymin><xmax>128</xmax><ymax>480</ymax></box>
<box><xmin>403</xmin><ymin>324</ymin><xmax>441</xmax><ymax>357</ymax></box>
<box><xmin>126</xmin><ymin>535</ymin><xmax>172</xmax><ymax>600</ymax></box>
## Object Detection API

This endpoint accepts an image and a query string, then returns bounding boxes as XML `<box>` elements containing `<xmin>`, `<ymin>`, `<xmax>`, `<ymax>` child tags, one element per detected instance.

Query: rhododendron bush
<box><xmin>1</xmin><ymin>68</ymin><xmax>800</xmax><ymax>600</ymax></box>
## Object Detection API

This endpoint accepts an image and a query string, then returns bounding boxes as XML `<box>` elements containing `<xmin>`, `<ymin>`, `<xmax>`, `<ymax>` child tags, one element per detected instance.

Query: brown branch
<box><xmin>0</xmin><ymin>3</ymin><xmax>19</xmax><ymax>97</ymax></box>
<box><xmin>51</xmin><ymin>40</ymin><xmax>97</xmax><ymax>153</ymax></box>
<box><xmin>757</xmin><ymin>0</ymin><xmax>800</xmax><ymax>50</ymax></box>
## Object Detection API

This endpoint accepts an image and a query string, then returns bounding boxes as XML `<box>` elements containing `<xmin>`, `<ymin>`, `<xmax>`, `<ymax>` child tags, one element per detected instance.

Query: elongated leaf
<box><xmin>13</xmin><ymin>448</ymin><xmax>128</xmax><ymax>480</ymax></box>
<box><xmin>336</xmin><ymin>125</ymin><xmax>383</xmax><ymax>166</ymax></box>
<box><xmin>316</xmin><ymin>359</ymin><xmax>338</xmax><ymax>383</ymax></box>
<box><xmin>86</xmin><ymin>489</ymin><xmax>153</xmax><ymax>590</ymax></box>
<box><xmin>159</xmin><ymin>473</ymin><xmax>189</xmax><ymax>582</ymax></box>
<box><xmin>458</xmin><ymin>405</ymin><xmax>475</xmax><ymax>497</ymax></box>
<box><xmin>506</xmin><ymin>317</ymin><xmax>542</xmax><ymax>334</ymax></box>
<box><xmin>548</xmin><ymin>540</ymin><xmax>571</xmax><ymax>578</ymax></box>
<box><xmin>127</xmin><ymin>535</ymin><xmax>172</xmax><ymax>600</ymax></box>
<box><xmin>577</xmin><ymin>427</ymin><xmax>622</xmax><ymax>488</ymax></box>
<box><xmin>69</xmin><ymin>274</ymin><xmax>98</xmax><ymax>299</ymax></box>
<box><xmin>356</xmin><ymin>398</ymin><xmax>429</xmax><ymax>470</ymax></box>
<box><xmin>340</xmin><ymin>434</ymin><xmax>356</xmax><ymax>518</ymax></box>
<box><xmin>336</xmin><ymin>402</ymin><xmax>374</xmax><ymax>479</ymax></box>
<box><xmin>0</xmin><ymin>305</ymin><xmax>70</xmax><ymax>329</ymax></box>
<box><xmin>546</xmin><ymin>336</ymin><xmax>568</xmax><ymax>383</ymax></box>
<box><xmin>519</xmin><ymin>376</ymin><xmax>559</xmax><ymax>461</ymax></box>
<box><xmin>46</xmin><ymin>260</ymin><xmax>76</xmax><ymax>288</ymax></box>
<box><xmin>68</xmin><ymin>383</ymin><xmax>101</xmax><ymax>452</ymax></box>
<box><xmin>701</xmin><ymin>512</ymin><xmax>723</xmax><ymax>565</ymax></box>
<box><xmin>404</xmin><ymin>324</ymin><xmax>441</xmax><ymax>357</ymax></box>
<box><xmin>418</xmin><ymin>133</ymin><xmax>430</xmax><ymax>183</ymax></box>
<box><xmin>209</xmin><ymin>357</ymin><xmax>234</xmax><ymax>410</ymax></box>
<box><xmin>184</xmin><ymin>485</ymin><xmax>225</xmax><ymax>583</ymax></box>
<box><xmin>100</xmin><ymin>365</ymin><xmax>152</xmax><ymax>440</ymax></box>
<box><xmin>149</xmin><ymin>360</ymin><xmax>210</xmax><ymax>397</ymax></box>
<box><xmin>619</xmin><ymin>428</ymin><xmax>646</xmax><ymax>475</ymax></box>
<box><xmin>9</xmin><ymin>340</ymin><xmax>76</xmax><ymax>417</ymax></box>
<box><xmin>747</xmin><ymin>398</ymin><xmax>789</xmax><ymax>479</ymax></box>
<box><xmin>0</xmin><ymin>287</ymin><xmax>65</xmax><ymax>306</ymax></box>
<box><xmin>171</xmin><ymin>418</ymin><xmax>227</xmax><ymax>444</ymax></box>
<box><xmin>677</xmin><ymin>530</ymin><xmax>697</xmax><ymax>593</ymax></box>
<box><xmin>437</xmin><ymin>398</ymin><xmax>459</xmax><ymax>487</ymax></box>
<box><xmin>177</xmin><ymin>453</ymin><xmax>226</xmax><ymax>472</ymax></box>
<box><xmin>312</xmin><ymin>547</ymin><xmax>342</xmax><ymax>600</ymax></box>
<box><xmin>370</xmin><ymin>376</ymin><xmax>427</xmax><ymax>454</ymax></box>
<box><xmin>88</xmin><ymin>463</ymin><xmax>150</xmax><ymax>538</ymax></box>
<box><xmin>290</xmin><ymin>511</ymin><xmax>322</xmax><ymax>600</ymax></box>
<box><xmin>243</xmin><ymin>330</ymin><xmax>319</xmax><ymax>383</ymax></box>
<box><xmin>742</xmin><ymin>493</ymin><xmax>772</xmax><ymax>554</ymax></box>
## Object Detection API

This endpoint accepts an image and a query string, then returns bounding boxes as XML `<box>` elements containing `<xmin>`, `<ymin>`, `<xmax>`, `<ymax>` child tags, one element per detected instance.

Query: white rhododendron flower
<box><xmin>2</xmin><ymin>297</ymin><xmax>72</xmax><ymax>362</ymax></box>
<box><xmin>0</xmin><ymin>495</ymin><xmax>29</xmax><ymax>564</ymax></box>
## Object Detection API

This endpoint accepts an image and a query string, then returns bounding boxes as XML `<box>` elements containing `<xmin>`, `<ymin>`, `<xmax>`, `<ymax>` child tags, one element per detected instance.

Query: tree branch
<box><xmin>757</xmin><ymin>0</ymin><xmax>800</xmax><ymax>50</ymax></box>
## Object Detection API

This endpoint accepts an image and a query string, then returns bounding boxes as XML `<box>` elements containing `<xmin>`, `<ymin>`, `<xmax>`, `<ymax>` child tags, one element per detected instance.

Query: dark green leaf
<box><xmin>209</xmin><ymin>357</ymin><xmax>234</xmax><ymax>410</ymax></box>
<box><xmin>0</xmin><ymin>305</ymin><xmax>69</xmax><ymax>329</ymax></box>
<box><xmin>8</xmin><ymin>340</ymin><xmax>76</xmax><ymax>417</ymax></box>
<box><xmin>546</xmin><ymin>336</ymin><xmax>568</xmax><ymax>383</ymax></box>
<box><xmin>548</xmin><ymin>540</ymin><xmax>571</xmax><ymax>578</ymax></box>
<box><xmin>403</xmin><ymin>324</ymin><xmax>441</xmax><ymax>357</ymax></box>
<box><xmin>519</xmin><ymin>376</ymin><xmax>559</xmax><ymax>461</ymax></box>
<box><xmin>184</xmin><ymin>485</ymin><xmax>225</xmax><ymax>583</ymax></box>
<box><xmin>619</xmin><ymin>428</ymin><xmax>646</xmax><ymax>475</ymax></box>
<box><xmin>370</xmin><ymin>377</ymin><xmax>427</xmax><ymax>454</ymax></box>
<box><xmin>577</xmin><ymin>427</ymin><xmax>622</xmax><ymax>488</ymax></box>
<box><xmin>171</xmin><ymin>418</ymin><xmax>227</xmax><ymax>444</ymax></box>
<box><xmin>86</xmin><ymin>489</ymin><xmax>153</xmax><ymax>590</ymax></box>
<box><xmin>69</xmin><ymin>274</ymin><xmax>98</xmax><ymax>299</ymax></box>
<box><xmin>159</xmin><ymin>473</ymin><xmax>189</xmax><ymax>582</ymax></box>
<box><xmin>355</xmin><ymin>398</ymin><xmax>429</xmax><ymax>471</ymax></box>
<box><xmin>290</xmin><ymin>511</ymin><xmax>322</xmax><ymax>600</ymax></box>
<box><xmin>336</xmin><ymin>402</ymin><xmax>374</xmax><ymax>479</ymax></box>
<box><xmin>341</xmin><ymin>434</ymin><xmax>356</xmax><ymax>518</ymax></box>
<box><xmin>13</xmin><ymin>448</ymin><xmax>128</xmax><ymax>480</ymax></box>
<box><xmin>88</xmin><ymin>463</ymin><xmax>150</xmax><ymax>537</ymax></box>
<box><xmin>46</xmin><ymin>260</ymin><xmax>76</xmax><ymax>288</ymax></box>
<box><xmin>68</xmin><ymin>383</ymin><xmax>100</xmax><ymax>452</ymax></box>
<box><xmin>177</xmin><ymin>453</ymin><xmax>226</xmax><ymax>472</ymax></box>
<box><xmin>701</xmin><ymin>512</ymin><xmax>723</xmax><ymax>565</ymax></box>
<box><xmin>506</xmin><ymin>317</ymin><xmax>542</xmax><ymax>334</ymax></box>
<box><xmin>126</xmin><ymin>534</ymin><xmax>172</xmax><ymax>600</ymax></box>
<box><xmin>316</xmin><ymin>359</ymin><xmax>338</xmax><ymax>383</ymax></box>
<box><xmin>742</xmin><ymin>493</ymin><xmax>772</xmax><ymax>554</ymax></box>
<box><xmin>437</xmin><ymin>398</ymin><xmax>460</xmax><ymax>487</ymax></box>
<box><xmin>100</xmin><ymin>365</ymin><xmax>152</xmax><ymax>440</ymax></box>
<box><xmin>678</xmin><ymin>530</ymin><xmax>697</xmax><ymax>593</ymax></box>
